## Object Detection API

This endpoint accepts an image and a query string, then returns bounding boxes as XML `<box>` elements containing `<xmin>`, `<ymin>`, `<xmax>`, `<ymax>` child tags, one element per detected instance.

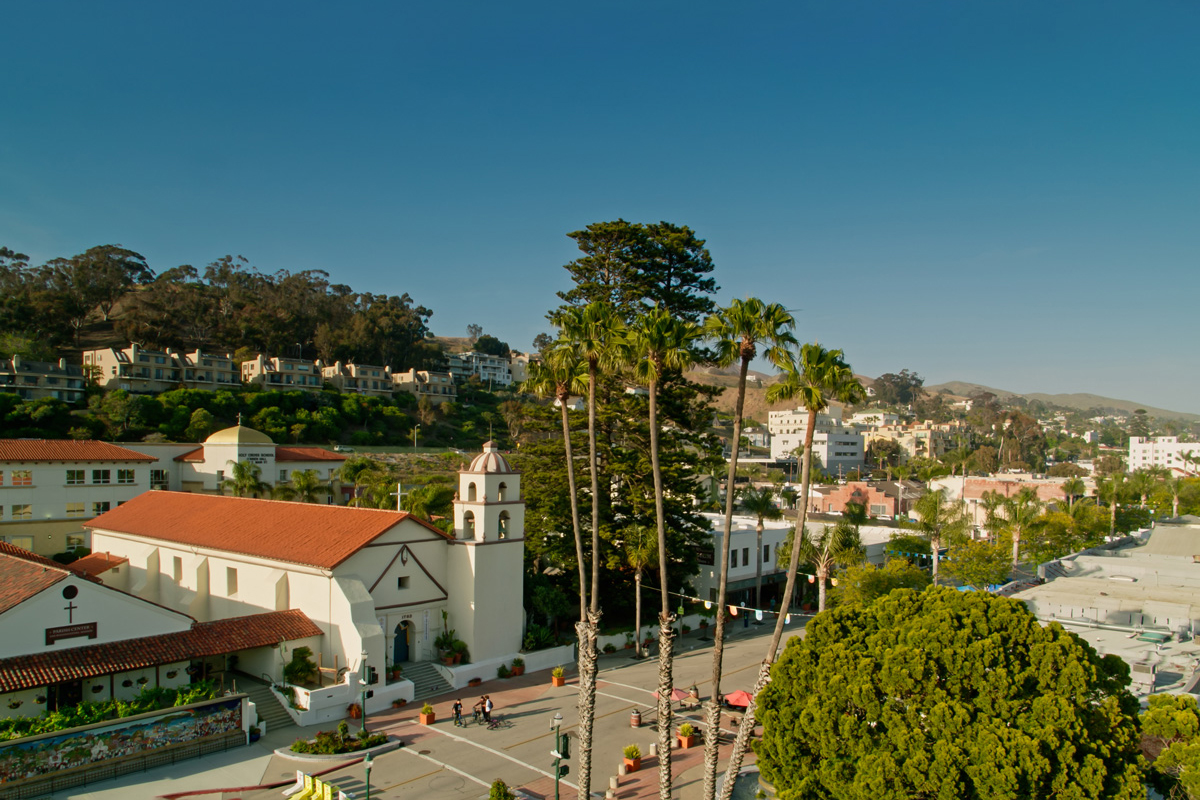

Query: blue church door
<box><xmin>393</xmin><ymin>621</ymin><xmax>410</xmax><ymax>664</ymax></box>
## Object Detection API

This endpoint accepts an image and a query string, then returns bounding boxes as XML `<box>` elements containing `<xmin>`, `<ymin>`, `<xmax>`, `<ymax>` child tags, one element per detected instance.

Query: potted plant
<box><xmin>468</xmin><ymin>677</ymin><xmax>482</xmax><ymax>687</ymax></box>
<box><xmin>624</xmin><ymin>632</ymin><xmax>635</xmax><ymax>650</ymax></box>
<box><xmin>511</xmin><ymin>657</ymin><xmax>525</xmax><ymax>677</ymax></box>
<box><xmin>699</xmin><ymin>618</ymin><xmax>709</xmax><ymax>629</ymax></box>
<box><xmin>677</xmin><ymin>722</ymin><xmax>696</xmax><ymax>749</ymax></box>
<box><xmin>249</xmin><ymin>725</ymin><xmax>262</xmax><ymax>743</ymax></box>
<box><xmin>682</xmin><ymin>623</ymin><xmax>692</xmax><ymax>634</ymax></box>
<box><xmin>347</xmin><ymin>702</ymin><xmax>362</xmax><ymax>719</ymax></box>
<box><xmin>419</xmin><ymin>703</ymin><xmax>436</xmax><ymax>725</ymax></box>
<box><xmin>551</xmin><ymin>666</ymin><xmax>566</xmax><ymax>687</ymax></box>
<box><xmin>451</xmin><ymin>639</ymin><xmax>470</xmax><ymax>665</ymax></box>
<box><xmin>497</xmin><ymin>664</ymin><xmax>511</xmax><ymax>679</ymax></box>
<box><xmin>392</xmin><ymin>698</ymin><xmax>406</xmax><ymax>709</ymax></box>
<box><xmin>390</xmin><ymin>664</ymin><xmax>402</xmax><ymax>681</ymax></box>
<box><xmin>623</xmin><ymin>744</ymin><xmax>642</xmax><ymax>772</ymax></box>
<box><xmin>603</xmin><ymin>643</ymin><xmax>617</xmax><ymax>654</ymax></box>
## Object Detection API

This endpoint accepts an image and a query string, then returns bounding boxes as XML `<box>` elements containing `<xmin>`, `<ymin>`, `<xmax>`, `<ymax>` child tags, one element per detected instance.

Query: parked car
<box><xmin>333</xmin><ymin>445</ymin><xmax>355</xmax><ymax>453</ymax></box>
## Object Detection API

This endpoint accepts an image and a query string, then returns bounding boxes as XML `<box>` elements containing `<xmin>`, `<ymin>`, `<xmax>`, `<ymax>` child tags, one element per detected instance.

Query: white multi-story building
<box><xmin>0</xmin><ymin>357</ymin><xmax>86</xmax><ymax>403</ymax></box>
<box><xmin>321</xmin><ymin>361</ymin><xmax>393</xmax><ymax>397</ymax></box>
<box><xmin>0</xmin><ymin>440</ymin><xmax>157</xmax><ymax>557</ymax></box>
<box><xmin>240</xmin><ymin>354</ymin><xmax>325</xmax><ymax>391</ymax></box>
<box><xmin>847</xmin><ymin>410</ymin><xmax>901</xmax><ymax>428</ymax></box>
<box><xmin>447</xmin><ymin>351</ymin><xmax>512</xmax><ymax>386</ymax></box>
<box><xmin>393</xmin><ymin>368</ymin><xmax>456</xmax><ymax>405</ymax></box>
<box><xmin>768</xmin><ymin>408</ymin><xmax>865</xmax><ymax>473</ymax></box>
<box><xmin>82</xmin><ymin>346</ymin><xmax>239</xmax><ymax>394</ymax></box>
<box><xmin>1129</xmin><ymin>436</ymin><xmax>1200</xmax><ymax>474</ymax></box>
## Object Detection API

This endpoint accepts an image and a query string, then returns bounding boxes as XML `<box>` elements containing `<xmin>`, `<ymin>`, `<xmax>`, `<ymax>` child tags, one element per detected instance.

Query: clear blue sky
<box><xmin>3</xmin><ymin>2</ymin><xmax>1198</xmax><ymax>413</ymax></box>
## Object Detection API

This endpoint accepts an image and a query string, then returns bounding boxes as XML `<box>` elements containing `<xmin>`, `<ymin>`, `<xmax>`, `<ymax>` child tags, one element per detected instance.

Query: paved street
<box><xmin>61</xmin><ymin>620</ymin><xmax>804</xmax><ymax>800</ymax></box>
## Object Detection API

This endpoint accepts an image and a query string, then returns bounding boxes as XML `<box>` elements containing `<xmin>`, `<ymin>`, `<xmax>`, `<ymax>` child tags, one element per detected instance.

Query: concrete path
<box><xmin>56</xmin><ymin>620</ymin><xmax>803</xmax><ymax>800</ymax></box>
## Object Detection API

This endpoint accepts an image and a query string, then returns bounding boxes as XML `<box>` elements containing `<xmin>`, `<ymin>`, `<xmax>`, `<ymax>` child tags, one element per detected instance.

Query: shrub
<box><xmin>623</xmin><ymin>744</ymin><xmax>641</xmax><ymax>759</ymax></box>
<box><xmin>497</xmin><ymin>664</ymin><xmax>511</xmax><ymax>679</ymax></box>
<box><xmin>678</xmin><ymin>723</ymin><xmax>695</xmax><ymax>737</ymax></box>
<box><xmin>282</xmin><ymin>646</ymin><xmax>320</xmax><ymax>687</ymax></box>
<box><xmin>290</xmin><ymin>727</ymin><xmax>387</xmax><ymax>755</ymax></box>
<box><xmin>421</xmin><ymin>703</ymin><xmax>434</xmax><ymax>715</ymax></box>
<box><xmin>511</xmin><ymin>657</ymin><xmax>524</xmax><ymax>668</ymax></box>
<box><xmin>489</xmin><ymin>779</ymin><xmax>517</xmax><ymax>800</ymax></box>
<box><xmin>603</xmin><ymin>643</ymin><xmax>617</xmax><ymax>654</ymax></box>
<box><xmin>523</xmin><ymin>622</ymin><xmax>557</xmax><ymax>651</ymax></box>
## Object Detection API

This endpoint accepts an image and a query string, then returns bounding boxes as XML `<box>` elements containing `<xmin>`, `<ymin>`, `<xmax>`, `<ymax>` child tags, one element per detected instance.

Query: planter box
<box><xmin>551</xmin><ymin>676</ymin><xmax>565</xmax><ymax>687</ymax></box>
<box><xmin>468</xmin><ymin>678</ymin><xmax>482</xmax><ymax>687</ymax></box>
<box><xmin>624</xmin><ymin>756</ymin><xmax>641</xmax><ymax>773</ymax></box>
<box><xmin>511</xmin><ymin>666</ymin><xmax>525</xmax><ymax>677</ymax></box>
<box><xmin>677</xmin><ymin>735</ymin><xmax>696</xmax><ymax>750</ymax></box>
<box><xmin>419</xmin><ymin>711</ymin><xmax>435</xmax><ymax>725</ymax></box>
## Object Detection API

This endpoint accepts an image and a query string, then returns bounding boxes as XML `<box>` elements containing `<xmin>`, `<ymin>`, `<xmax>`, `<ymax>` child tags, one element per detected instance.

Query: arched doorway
<box><xmin>393</xmin><ymin>621</ymin><xmax>412</xmax><ymax>664</ymax></box>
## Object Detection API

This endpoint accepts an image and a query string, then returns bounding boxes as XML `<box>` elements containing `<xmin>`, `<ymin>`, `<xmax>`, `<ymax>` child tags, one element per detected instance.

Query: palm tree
<box><xmin>221</xmin><ymin>460</ymin><xmax>271</xmax><ymax>498</ymax></box>
<box><xmin>1002</xmin><ymin>487</ymin><xmax>1042</xmax><ymax>566</ymax></box>
<box><xmin>911</xmin><ymin>487</ymin><xmax>969</xmax><ymax>585</ymax></box>
<box><xmin>1062</xmin><ymin>477</ymin><xmax>1085</xmax><ymax>513</ymax></box>
<box><xmin>1160</xmin><ymin>475</ymin><xmax>1186</xmax><ymax>518</ymax></box>
<box><xmin>623</xmin><ymin>525</ymin><xmax>657</xmax><ymax>659</ymax></box>
<box><xmin>979</xmin><ymin>490</ymin><xmax>1007</xmax><ymax>541</ymax></box>
<box><xmin>556</xmin><ymin>300</ymin><xmax>625</xmax><ymax>800</ymax></box>
<box><xmin>776</xmin><ymin>521</ymin><xmax>861</xmax><ymax>612</ymax></box>
<box><xmin>1095</xmin><ymin>472</ymin><xmax>1127</xmax><ymax>538</ymax></box>
<box><xmin>738</xmin><ymin>485</ymin><xmax>782</xmax><ymax>609</ymax></box>
<box><xmin>272</xmin><ymin>468</ymin><xmax>330</xmax><ymax>503</ymax></box>
<box><xmin>700</xmin><ymin>298</ymin><xmax>796</xmax><ymax>800</ymax></box>
<box><xmin>626</xmin><ymin>305</ymin><xmax>700</xmax><ymax>800</ymax></box>
<box><xmin>718</xmin><ymin>341</ymin><xmax>863</xmax><ymax>800</ymax></box>
<box><xmin>401</xmin><ymin>483</ymin><xmax>456</xmax><ymax>522</ymax></box>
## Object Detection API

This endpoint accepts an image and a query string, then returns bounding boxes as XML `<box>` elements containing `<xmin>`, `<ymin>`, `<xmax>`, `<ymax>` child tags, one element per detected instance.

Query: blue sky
<box><xmin>3</xmin><ymin>2</ymin><xmax>1198</xmax><ymax>413</ymax></box>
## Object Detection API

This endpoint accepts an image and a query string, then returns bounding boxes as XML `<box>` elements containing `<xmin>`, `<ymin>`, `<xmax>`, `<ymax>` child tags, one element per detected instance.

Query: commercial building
<box><xmin>768</xmin><ymin>408</ymin><xmax>865</xmax><ymax>474</ymax></box>
<box><xmin>1129</xmin><ymin>436</ymin><xmax>1200</xmax><ymax>475</ymax></box>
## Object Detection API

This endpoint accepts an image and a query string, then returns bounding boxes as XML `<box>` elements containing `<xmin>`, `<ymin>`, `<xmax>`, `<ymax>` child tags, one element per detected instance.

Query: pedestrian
<box><xmin>473</xmin><ymin>696</ymin><xmax>486</xmax><ymax>724</ymax></box>
<box><xmin>452</xmin><ymin>699</ymin><xmax>463</xmax><ymax>727</ymax></box>
<box><xmin>483</xmin><ymin>694</ymin><xmax>494</xmax><ymax>723</ymax></box>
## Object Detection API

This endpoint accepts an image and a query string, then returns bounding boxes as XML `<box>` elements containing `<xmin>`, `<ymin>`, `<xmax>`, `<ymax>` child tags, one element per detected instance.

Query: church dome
<box><xmin>467</xmin><ymin>441</ymin><xmax>513</xmax><ymax>473</ymax></box>
<box><xmin>205</xmin><ymin>425</ymin><xmax>274</xmax><ymax>445</ymax></box>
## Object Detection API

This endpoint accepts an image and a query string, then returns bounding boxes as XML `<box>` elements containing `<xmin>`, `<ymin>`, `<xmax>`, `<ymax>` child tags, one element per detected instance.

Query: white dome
<box><xmin>467</xmin><ymin>441</ymin><xmax>513</xmax><ymax>474</ymax></box>
<box><xmin>205</xmin><ymin>425</ymin><xmax>273</xmax><ymax>445</ymax></box>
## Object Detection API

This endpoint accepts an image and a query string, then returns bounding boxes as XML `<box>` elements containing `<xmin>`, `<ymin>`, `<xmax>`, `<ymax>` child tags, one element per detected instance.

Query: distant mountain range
<box><xmin>918</xmin><ymin>381</ymin><xmax>1200</xmax><ymax>422</ymax></box>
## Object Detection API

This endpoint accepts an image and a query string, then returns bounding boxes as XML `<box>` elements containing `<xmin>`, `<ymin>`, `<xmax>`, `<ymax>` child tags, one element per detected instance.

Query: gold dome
<box><xmin>204</xmin><ymin>425</ymin><xmax>273</xmax><ymax>445</ymax></box>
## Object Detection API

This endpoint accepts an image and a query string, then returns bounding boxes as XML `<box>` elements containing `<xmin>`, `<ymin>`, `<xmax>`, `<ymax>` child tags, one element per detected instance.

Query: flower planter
<box><xmin>511</xmin><ymin>666</ymin><xmax>525</xmax><ymax>677</ymax></box>
<box><xmin>624</xmin><ymin>643</ymin><xmax>634</xmax><ymax>650</ymax></box>
<box><xmin>468</xmin><ymin>678</ymin><xmax>482</xmax><ymax>687</ymax></box>
<box><xmin>419</xmin><ymin>711</ymin><xmax>436</xmax><ymax>725</ymax></box>
<box><xmin>347</xmin><ymin>704</ymin><xmax>362</xmax><ymax>719</ymax></box>
<box><xmin>623</xmin><ymin>757</ymin><xmax>641</xmax><ymax>773</ymax></box>
<box><xmin>677</xmin><ymin>735</ymin><xmax>696</xmax><ymax>750</ymax></box>
<box><xmin>551</xmin><ymin>676</ymin><xmax>566</xmax><ymax>688</ymax></box>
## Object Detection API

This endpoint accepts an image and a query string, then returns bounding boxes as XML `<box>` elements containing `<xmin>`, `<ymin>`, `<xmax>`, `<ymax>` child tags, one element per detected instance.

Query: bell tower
<box><xmin>446</xmin><ymin>442</ymin><xmax>524</xmax><ymax>663</ymax></box>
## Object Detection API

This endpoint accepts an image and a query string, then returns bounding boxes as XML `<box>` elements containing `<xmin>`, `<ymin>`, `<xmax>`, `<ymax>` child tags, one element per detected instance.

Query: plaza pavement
<box><xmin>58</xmin><ymin>619</ymin><xmax>805</xmax><ymax>800</ymax></box>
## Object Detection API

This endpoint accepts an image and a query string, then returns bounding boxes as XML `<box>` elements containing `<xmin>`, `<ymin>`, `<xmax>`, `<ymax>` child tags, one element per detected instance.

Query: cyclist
<box><xmin>483</xmin><ymin>695</ymin><xmax>494</xmax><ymax>724</ymax></box>
<box><xmin>452</xmin><ymin>699</ymin><xmax>464</xmax><ymax>727</ymax></box>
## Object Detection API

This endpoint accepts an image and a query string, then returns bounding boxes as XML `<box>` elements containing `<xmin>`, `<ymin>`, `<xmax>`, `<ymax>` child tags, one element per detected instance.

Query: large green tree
<box><xmin>756</xmin><ymin>588</ymin><xmax>1145</xmax><ymax>799</ymax></box>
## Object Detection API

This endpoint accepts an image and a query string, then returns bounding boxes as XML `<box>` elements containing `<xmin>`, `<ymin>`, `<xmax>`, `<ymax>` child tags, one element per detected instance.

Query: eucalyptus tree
<box><xmin>700</xmin><ymin>298</ymin><xmax>796</xmax><ymax>800</ymax></box>
<box><xmin>738</xmin><ymin>485</ymin><xmax>783</xmax><ymax>608</ymax></box>
<box><xmin>555</xmin><ymin>300</ymin><xmax>625</xmax><ymax>800</ymax></box>
<box><xmin>626</xmin><ymin>305</ymin><xmax>701</xmax><ymax>800</ymax></box>
<box><xmin>718</xmin><ymin>341</ymin><xmax>864</xmax><ymax>800</ymax></box>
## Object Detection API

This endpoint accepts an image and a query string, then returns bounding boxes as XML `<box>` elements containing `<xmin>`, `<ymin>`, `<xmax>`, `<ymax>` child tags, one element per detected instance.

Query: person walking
<box><xmin>452</xmin><ymin>699</ymin><xmax>464</xmax><ymax>727</ymax></box>
<box><xmin>483</xmin><ymin>695</ymin><xmax>494</xmax><ymax>723</ymax></box>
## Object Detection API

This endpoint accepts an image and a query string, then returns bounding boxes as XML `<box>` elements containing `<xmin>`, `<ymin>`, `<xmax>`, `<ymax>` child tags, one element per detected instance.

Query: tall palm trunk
<box><xmin>575</xmin><ymin>363</ymin><xmax>602</xmax><ymax>800</ymax></box>
<box><xmin>1011</xmin><ymin>528</ymin><xmax>1020</xmax><ymax>566</ymax></box>
<box><xmin>701</xmin><ymin>354</ymin><xmax>750</xmax><ymax>800</ymax></box>
<box><xmin>931</xmin><ymin>532</ymin><xmax>941</xmax><ymax>585</ymax></box>
<box><xmin>817</xmin><ymin>564</ymin><xmax>828</xmax><ymax>612</ymax></box>
<box><xmin>560</xmin><ymin>398</ymin><xmax>588</xmax><ymax>623</ymax></box>
<box><xmin>717</xmin><ymin>410</ymin><xmax>816</xmax><ymax>800</ymax></box>
<box><xmin>634</xmin><ymin>568</ymin><xmax>643</xmax><ymax>659</ymax></box>
<box><xmin>649</xmin><ymin>372</ymin><xmax>676</xmax><ymax>799</ymax></box>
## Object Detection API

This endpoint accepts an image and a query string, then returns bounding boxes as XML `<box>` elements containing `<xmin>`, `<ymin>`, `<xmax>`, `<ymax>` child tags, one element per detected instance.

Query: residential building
<box><xmin>89</xmin><ymin>441</ymin><xmax>525</xmax><ymax>695</ymax></box>
<box><xmin>447</xmin><ymin>351</ymin><xmax>512</xmax><ymax>386</ymax></box>
<box><xmin>0</xmin><ymin>440</ymin><xmax>157</xmax><ymax>556</ymax></box>
<box><xmin>508</xmin><ymin>351</ymin><xmax>539</xmax><ymax>384</ymax></box>
<box><xmin>393</xmin><ymin>368</ymin><xmax>456</xmax><ymax>405</ymax></box>
<box><xmin>863</xmin><ymin>420</ymin><xmax>970</xmax><ymax>463</ymax></box>
<box><xmin>808</xmin><ymin>481</ymin><xmax>917</xmax><ymax>519</ymax></box>
<box><xmin>240</xmin><ymin>354</ymin><xmax>324</xmax><ymax>391</ymax></box>
<box><xmin>0</xmin><ymin>357</ymin><xmax>86</xmax><ymax>403</ymax></box>
<box><xmin>1129</xmin><ymin>436</ymin><xmax>1200</xmax><ymax>475</ymax></box>
<box><xmin>321</xmin><ymin>361</ymin><xmax>394</xmax><ymax>397</ymax></box>
<box><xmin>846</xmin><ymin>410</ymin><xmax>901</xmax><ymax>428</ymax></box>
<box><xmin>930</xmin><ymin>474</ymin><xmax>1093</xmax><ymax>530</ymax></box>
<box><xmin>768</xmin><ymin>408</ymin><xmax>865</xmax><ymax>473</ymax></box>
<box><xmin>0</xmin><ymin>541</ymin><xmax>320</xmax><ymax>720</ymax></box>
<box><xmin>82</xmin><ymin>344</ymin><xmax>182</xmax><ymax>394</ymax></box>
<box><xmin>178</xmin><ymin>350</ymin><xmax>240</xmax><ymax>390</ymax></box>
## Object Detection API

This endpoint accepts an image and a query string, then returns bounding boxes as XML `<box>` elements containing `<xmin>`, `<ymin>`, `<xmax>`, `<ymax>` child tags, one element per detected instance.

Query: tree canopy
<box><xmin>756</xmin><ymin>588</ymin><xmax>1144</xmax><ymax>799</ymax></box>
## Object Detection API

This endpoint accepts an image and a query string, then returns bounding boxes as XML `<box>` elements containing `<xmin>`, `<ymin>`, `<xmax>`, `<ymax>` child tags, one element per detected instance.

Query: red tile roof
<box><xmin>0</xmin><ymin>440</ymin><xmax>157</xmax><ymax>463</ymax></box>
<box><xmin>0</xmin><ymin>609</ymin><xmax>323</xmax><ymax>693</ymax></box>
<box><xmin>70</xmin><ymin>552</ymin><xmax>129</xmax><ymax>577</ymax></box>
<box><xmin>275</xmin><ymin>447</ymin><xmax>347</xmax><ymax>463</ymax></box>
<box><xmin>88</xmin><ymin>492</ymin><xmax>448</xmax><ymax>569</ymax></box>
<box><xmin>0</xmin><ymin>543</ymin><xmax>74</xmax><ymax>615</ymax></box>
<box><xmin>174</xmin><ymin>447</ymin><xmax>204</xmax><ymax>462</ymax></box>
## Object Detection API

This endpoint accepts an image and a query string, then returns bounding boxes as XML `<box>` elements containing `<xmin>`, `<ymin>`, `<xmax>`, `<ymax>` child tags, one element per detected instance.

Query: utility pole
<box><xmin>550</xmin><ymin>712</ymin><xmax>569</xmax><ymax>800</ymax></box>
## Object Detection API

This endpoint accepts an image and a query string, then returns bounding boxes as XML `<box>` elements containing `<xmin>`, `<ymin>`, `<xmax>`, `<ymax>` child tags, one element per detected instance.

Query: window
<box><xmin>279</xmin><ymin>470</ymin><xmax>288</xmax><ymax>482</ymax></box>
<box><xmin>92</xmin><ymin>501</ymin><xmax>110</xmax><ymax>515</ymax></box>
<box><xmin>12</xmin><ymin>504</ymin><xmax>31</xmax><ymax>520</ymax></box>
<box><xmin>117</xmin><ymin>469</ymin><xmax>135</xmax><ymax>484</ymax></box>
<box><xmin>226</xmin><ymin>567</ymin><xmax>238</xmax><ymax>595</ymax></box>
<box><xmin>730</xmin><ymin>549</ymin><xmax>738</xmax><ymax>568</ymax></box>
<box><xmin>66</xmin><ymin>469</ymin><xmax>85</xmax><ymax>485</ymax></box>
<box><xmin>764</xmin><ymin>544</ymin><xmax>770</xmax><ymax>565</ymax></box>
<box><xmin>92</xmin><ymin>469</ymin><xmax>111</xmax><ymax>485</ymax></box>
<box><xmin>0</xmin><ymin>471</ymin><xmax>3</xmax><ymax>485</ymax></box>
<box><xmin>173</xmin><ymin>556</ymin><xmax>182</xmax><ymax>582</ymax></box>
<box><xmin>66</xmin><ymin>534</ymin><xmax>84</xmax><ymax>550</ymax></box>
<box><xmin>870</xmin><ymin>504</ymin><xmax>887</xmax><ymax>516</ymax></box>
<box><xmin>150</xmin><ymin>469</ymin><xmax>169</xmax><ymax>489</ymax></box>
<box><xmin>743</xmin><ymin>547</ymin><xmax>749</xmax><ymax>566</ymax></box>
<box><xmin>12</xmin><ymin>470</ymin><xmax>32</xmax><ymax>486</ymax></box>
<box><xmin>397</xmin><ymin>576</ymin><xmax>410</xmax><ymax>589</ymax></box>
<box><xmin>498</xmin><ymin>511</ymin><xmax>510</xmax><ymax>539</ymax></box>
<box><xmin>66</xmin><ymin>502</ymin><xmax>87</xmax><ymax>518</ymax></box>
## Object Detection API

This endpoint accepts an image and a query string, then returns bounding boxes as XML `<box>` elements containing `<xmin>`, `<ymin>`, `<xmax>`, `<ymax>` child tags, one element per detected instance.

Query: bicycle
<box><xmin>472</xmin><ymin>707</ymin><xmax>484</xmax><ymax>726</ymax></box>
<box><xmin>486</xmin><ymin>715</ymin><xmax>511</xmax><ymax>730</ymax></box>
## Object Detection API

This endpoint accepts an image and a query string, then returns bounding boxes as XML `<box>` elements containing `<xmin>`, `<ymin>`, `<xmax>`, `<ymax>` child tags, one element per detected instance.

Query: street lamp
<box><xmin>360</xmin><ymin>649</ymin><xmax>369</xmax><ymax>736</ymax></box>
<box><xmin>550</xmin><ymin>711</ymin><xmax>567</xmax><ymax>800</ymax></box>
<box><xmin>363</xmin><ymin>751</ymin><xmax>372</xmax><ymax>800</ymax></box>
<box><xmin>412</xmin><ymin>424</ymin><xmax>421</xmax><ymax>452</ymax></box>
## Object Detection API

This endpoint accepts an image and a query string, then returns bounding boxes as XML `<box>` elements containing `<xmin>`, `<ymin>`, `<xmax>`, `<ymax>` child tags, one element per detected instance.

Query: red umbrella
<box><xmin>654</xmin><ymin>688</ymin><xmax>691</xmax><ymax>702</ymax></box>
<box><xmin>724</xmin><ymin>690</ymin><xmax>755</xmax><ymax>708</ymax></box>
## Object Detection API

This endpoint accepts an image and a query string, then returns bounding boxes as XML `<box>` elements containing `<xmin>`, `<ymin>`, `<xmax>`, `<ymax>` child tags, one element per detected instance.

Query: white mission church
<box><xmin>84</xmin><ymin>439</ymin><xmax>524</xmax><ymax>689</ymax></box>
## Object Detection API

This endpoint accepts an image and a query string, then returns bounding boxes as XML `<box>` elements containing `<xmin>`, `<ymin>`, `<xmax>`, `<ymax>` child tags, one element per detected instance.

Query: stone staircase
<box><xmin>234</xmin><ymin>673</ymin><xmax>296</xmax><ymax>734</ymax></box>
<box><xmin>403</xmin><ymin>661</ymin><xmax>453</xmax><ymax>702</ymax></box>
